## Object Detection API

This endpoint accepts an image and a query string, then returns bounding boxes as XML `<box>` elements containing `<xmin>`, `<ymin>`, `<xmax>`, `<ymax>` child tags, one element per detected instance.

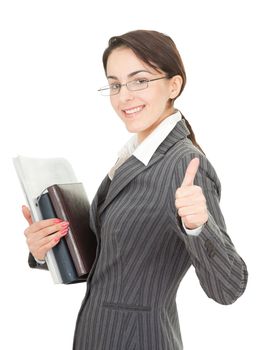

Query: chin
<box><xmin>125</xmin><ymin>125</ymin><xmax>139</xmax><ymax>133</ymax></box>
<box><xmin>121</xmin><ymin>116</ymin><xmax>151</xmax><ymax>135</ymax></box>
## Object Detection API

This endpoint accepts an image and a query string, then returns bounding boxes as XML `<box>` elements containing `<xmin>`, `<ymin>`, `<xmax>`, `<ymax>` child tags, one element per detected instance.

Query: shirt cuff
<box><xmin>34</xmin><ymin>257</ymin><xmax>46</xmax><ymax>265</ymax></box>
<box><xmin>181</xmin><ymin>218</ymin><xmax>203</xmax><ymax>236</ymax></box>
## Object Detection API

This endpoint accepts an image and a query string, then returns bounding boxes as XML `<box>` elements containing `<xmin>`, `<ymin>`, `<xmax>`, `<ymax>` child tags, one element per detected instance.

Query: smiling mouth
<box><xmin>123</xmin><ymin>105</ymin><xmax>145</xmax><ymax>116</ymax></box>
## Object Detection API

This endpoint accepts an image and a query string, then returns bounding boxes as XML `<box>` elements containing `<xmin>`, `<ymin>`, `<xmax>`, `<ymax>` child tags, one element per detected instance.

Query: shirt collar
<box><xmin>117</xmin><ymin>110</ymin><xmax>182</xmax><ymax>166</ymax></box>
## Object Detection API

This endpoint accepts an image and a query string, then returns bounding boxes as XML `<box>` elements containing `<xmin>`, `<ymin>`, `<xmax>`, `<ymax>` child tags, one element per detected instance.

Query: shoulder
<box><xmin>167</xmin><ymin>137</ymin><xmax>204</xmax><ymax>160</ymax></box>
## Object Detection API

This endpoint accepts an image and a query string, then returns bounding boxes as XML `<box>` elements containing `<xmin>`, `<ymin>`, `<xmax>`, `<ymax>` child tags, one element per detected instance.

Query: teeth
<box><xmin>124</xmin><ymin>106</ymin><xmax>143</xmax><ymax>114</ymax></box>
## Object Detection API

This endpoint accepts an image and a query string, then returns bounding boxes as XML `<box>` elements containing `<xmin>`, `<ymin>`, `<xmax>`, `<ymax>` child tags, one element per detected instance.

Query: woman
<box><xmin>23</xmin><ymin>29</ymin><xmax>248</xmax><ymax>350</ymax></box>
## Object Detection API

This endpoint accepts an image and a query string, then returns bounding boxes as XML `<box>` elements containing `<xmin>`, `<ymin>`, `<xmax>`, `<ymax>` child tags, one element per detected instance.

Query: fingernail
<box><xmin>54</xmin><ymin>237</ymin><xmax>60</xmax><ymax>243</ymax></box>
<box><xmin>53</xmin><ymin>219</ymin><xmax>63</xmax><ymax>224</ymax></box>
<box><xmin>60</xmin><ymin>221</ymin><xmax>69</xmax><ymax>227</ymax></box>
<box><xmin>60</xmin><ymin>228</ymin><xmax>68</xmax><ymax>236</ymax></box>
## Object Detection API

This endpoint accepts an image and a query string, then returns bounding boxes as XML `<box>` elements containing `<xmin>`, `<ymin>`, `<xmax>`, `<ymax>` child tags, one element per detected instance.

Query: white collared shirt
<box><xmin>109</xmin><ymin>110</ymin><xmax>202</xmax><ymax>236</ymax></box>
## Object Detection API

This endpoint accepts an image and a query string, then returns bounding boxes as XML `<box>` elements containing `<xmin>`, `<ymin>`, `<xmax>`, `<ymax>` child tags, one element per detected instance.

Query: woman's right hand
<box><xmin>22</xmin><ymin>205</ymin><xmax>69</xmax><ymax>261</ymax></box>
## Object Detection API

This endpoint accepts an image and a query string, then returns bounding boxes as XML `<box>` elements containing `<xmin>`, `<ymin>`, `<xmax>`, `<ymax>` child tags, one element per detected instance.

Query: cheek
<box><xmin>148</xmin><ymin>89</ymin><xmax>170</xmax><ymax>109</ymax></box>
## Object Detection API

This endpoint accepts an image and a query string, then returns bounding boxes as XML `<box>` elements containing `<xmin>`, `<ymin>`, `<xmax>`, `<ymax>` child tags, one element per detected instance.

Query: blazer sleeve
<box><xmin>169</xmin><ymin>152</ymin><xmax>248</xmax><ymax>305</ymax></box>
<box><xmin>28</xmin><ymin>252</ymin><xmax>48</xmax><ymax>270</ymax></box>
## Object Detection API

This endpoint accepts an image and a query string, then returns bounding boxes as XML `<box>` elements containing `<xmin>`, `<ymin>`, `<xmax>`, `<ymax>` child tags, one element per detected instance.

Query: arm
<box><xmin>169</xmin><ymin>153</ymin><xmax>248</xmax><ymax>305</ymax></box>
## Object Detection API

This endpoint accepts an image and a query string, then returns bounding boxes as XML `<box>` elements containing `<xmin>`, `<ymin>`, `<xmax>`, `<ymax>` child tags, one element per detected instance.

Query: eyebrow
<box><xmin>107</xmin><ymin>70</ymin><xmax>152</xmax><ymax>80</ymax></box>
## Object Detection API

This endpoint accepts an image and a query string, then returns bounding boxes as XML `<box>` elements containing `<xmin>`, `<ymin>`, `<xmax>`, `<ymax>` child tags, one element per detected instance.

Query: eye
<box><xmin>134</xmin><ymin>78</ymin><xmax>148</xmax><ymax>85</ymax></box>
<box><xmin>110</xmin><ymin>83</ymin><xmax>121</xmax><ymax>91</ymax></box>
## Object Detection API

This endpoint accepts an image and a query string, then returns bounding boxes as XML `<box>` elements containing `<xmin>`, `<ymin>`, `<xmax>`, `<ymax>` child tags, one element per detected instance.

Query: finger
<box><xmin>32</xmin><ymin>234</ymin><xmax>64</xmax><ymax>261</ymax></box>
<box><xmin>175</xmin><ymin>185</ymin><xmax>202</xmax><ymax>199</ymax></box>
<box><xmin>181</xmin><ymin>157</ymin><xmax>200</xmax><ymax>187</ymax></box>
<box><xmin>22</xmin><ymin>205</ymin><xmax>33</xmax><ymax>225</ymax></box>
<box><xmin>175</xmin><ymin>195</ymin><xmax>206</xmax><ymax>209</ymax></box>
<box><xmin>30</xmin><ymin>227</ymin><xmax>69</xmax><ymax>249</ymax></box>
<box><xmin>28</xmin><ymin>218</ymin><xmax>65</xmax><ymax>233</ymax></box>
<box><xmin>28</xmin><ymin>227</ymin><xmax>69</xmax><ymax>259</ymax></box>
<box><xmin>178</xmin><ymin>204</ymin><xmax>207</xmax><ymax>217</ymax></box>
<box><xmin>179</xmin><ymin>211</ymin><xmax>208</xmax><ymax>230</ymax></box>
<box><xmin>25</xmin><ymin>220</ymin><xmax>69</xmax><ymax>239</ymax></box>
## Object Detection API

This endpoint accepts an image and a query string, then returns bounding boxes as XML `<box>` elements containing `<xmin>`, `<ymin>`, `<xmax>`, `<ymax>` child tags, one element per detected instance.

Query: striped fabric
<box><xmin>72</xmin><ymin>118</ymin><xmax>248</xmax><ymax>350</ymax></box>
<box><xmin>108</xmin><ymin>153</ymin><xmax>131</xmax><ymax>180</ymax></box>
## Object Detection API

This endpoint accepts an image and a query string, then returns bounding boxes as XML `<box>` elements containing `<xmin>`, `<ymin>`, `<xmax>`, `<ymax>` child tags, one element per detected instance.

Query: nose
<box><xmin>117</xmin><ymin>85</ymin><xmax>134</xmax><ymax>102</ymax></box>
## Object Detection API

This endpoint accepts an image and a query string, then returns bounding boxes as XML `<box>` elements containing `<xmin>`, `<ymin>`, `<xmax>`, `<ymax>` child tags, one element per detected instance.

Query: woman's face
<box><xmin>106</xmin><ymin>47</ymin><xmax>181</xmax><ymax>142</ymax></box>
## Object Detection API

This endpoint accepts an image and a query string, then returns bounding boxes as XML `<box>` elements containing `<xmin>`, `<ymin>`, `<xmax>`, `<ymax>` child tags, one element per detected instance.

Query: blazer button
<box><xmin>204</xmin><ymin>239</ymin><xmax>215</xmax><ymax>258</ymax></box>
<box><xmin>204</xmin><ymin>239</ymin><xmax>212</xmax><ymax>249</ymax></box>
<box><xmin>208</xmin><ymin>249</ymin><xmax>216</xmax><ymax>258</ymax></box>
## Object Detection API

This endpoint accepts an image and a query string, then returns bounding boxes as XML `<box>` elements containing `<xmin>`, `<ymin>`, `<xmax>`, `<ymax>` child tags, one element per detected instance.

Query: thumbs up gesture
<box><xmin>175</xmin><ymin>157</ymin><xmax>208</xmax><ymax>230</ymax></box>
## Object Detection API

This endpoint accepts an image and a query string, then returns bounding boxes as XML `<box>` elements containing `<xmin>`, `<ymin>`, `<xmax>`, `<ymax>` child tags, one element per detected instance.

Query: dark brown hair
<box><xmin>102</xmin><ymin>29</ymin><xmax>204</xmax><ymax>155</ymax></box>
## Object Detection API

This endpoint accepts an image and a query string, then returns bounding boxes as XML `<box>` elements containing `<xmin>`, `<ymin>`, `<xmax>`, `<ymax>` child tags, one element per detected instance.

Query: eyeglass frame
<box><xmin>97</xmin><ymin>76</ymin><xmax>168</xmax><ymax>96</ymax></box>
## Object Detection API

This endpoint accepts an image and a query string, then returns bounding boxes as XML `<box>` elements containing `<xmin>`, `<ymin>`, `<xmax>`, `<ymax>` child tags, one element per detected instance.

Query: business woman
<box><xmin>23</xmin><ymin>29</ymin><xmax>248</xmax><ymax>350</ymax></box>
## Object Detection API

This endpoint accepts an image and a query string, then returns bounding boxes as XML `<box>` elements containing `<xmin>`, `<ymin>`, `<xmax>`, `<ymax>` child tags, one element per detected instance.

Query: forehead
<box><xmin>106</xmin><ymin>47</ymin><xmax>156</xmax><ymax>78</ymax></box>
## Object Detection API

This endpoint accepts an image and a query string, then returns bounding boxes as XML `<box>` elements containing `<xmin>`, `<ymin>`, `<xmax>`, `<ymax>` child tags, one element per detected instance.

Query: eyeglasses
<box><xmin>98</xmin><ymin>76</ymin><xmax>167</xmax><ymax>96</ymax></box>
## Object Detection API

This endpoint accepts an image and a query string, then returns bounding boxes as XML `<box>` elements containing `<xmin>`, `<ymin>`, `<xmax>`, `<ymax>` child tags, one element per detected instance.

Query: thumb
<box><xmin>181</xmin><ymin>157</ymin><xmax>200</xmax><ymax>187</ymax></box>
<box><xmin>22</xmin><ymin>205</ymin><xmax>33</xmax><ymax>225</ymax></box>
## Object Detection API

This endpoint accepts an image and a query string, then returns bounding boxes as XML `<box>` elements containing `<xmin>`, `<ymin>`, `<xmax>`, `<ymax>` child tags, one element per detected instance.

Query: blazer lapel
<box><xmin>97</xmin><ymin>154</ymin><xmax>151</xmax><ymax>216</ymax></box>
<box><xmin>89</xmin><ymin>174</ymin><xmax>111</xmax><ymax>237</ymax></box>
<box><xmin>98</xmin><ymin>118</ymin><xmax>190</xmax><ymax>217</ymax></box>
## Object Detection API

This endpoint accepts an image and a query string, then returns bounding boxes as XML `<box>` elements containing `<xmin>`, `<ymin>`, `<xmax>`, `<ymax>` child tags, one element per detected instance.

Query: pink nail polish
<box><xmin>60</xmin><ymin>221</ymin><xmax>69</xmax><ymax>227</ymax></box>
<box><xmin>53</xmin><ymin>219</ymin><xmax>63</xmax><ymax>223</ymax></box>
<box><xmin>60</xmin><ymin>228</ymin><xmax>68</xmax><ymax>236</ymax></box>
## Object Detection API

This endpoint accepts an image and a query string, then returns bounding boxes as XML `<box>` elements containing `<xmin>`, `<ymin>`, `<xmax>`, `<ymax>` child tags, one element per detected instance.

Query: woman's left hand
<box><xmin>175</xmin><ymin>157</ymin><xmax>208</xmax><ymax>230</ymax></box>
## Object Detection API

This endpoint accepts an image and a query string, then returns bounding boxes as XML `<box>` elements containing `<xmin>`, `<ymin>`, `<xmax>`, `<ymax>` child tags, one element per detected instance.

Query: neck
<box><xmin>137</xmin><ymin>107</ymin><xmax>177</xmax><ymax>143</ymax></box>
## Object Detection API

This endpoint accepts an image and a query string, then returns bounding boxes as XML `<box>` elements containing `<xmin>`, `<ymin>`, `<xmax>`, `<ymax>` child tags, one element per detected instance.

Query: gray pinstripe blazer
<box><xmin>72</xmin><ymin>117</ymin><xmax>248</xmax><ymax>350</ymax></box>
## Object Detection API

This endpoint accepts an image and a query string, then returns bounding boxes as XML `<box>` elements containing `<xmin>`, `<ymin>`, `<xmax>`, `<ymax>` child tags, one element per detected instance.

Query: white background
<box><xmin>0</xmin><ymin>1</ymin><xmax>274</xmax><ymax>349</ymax></box>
